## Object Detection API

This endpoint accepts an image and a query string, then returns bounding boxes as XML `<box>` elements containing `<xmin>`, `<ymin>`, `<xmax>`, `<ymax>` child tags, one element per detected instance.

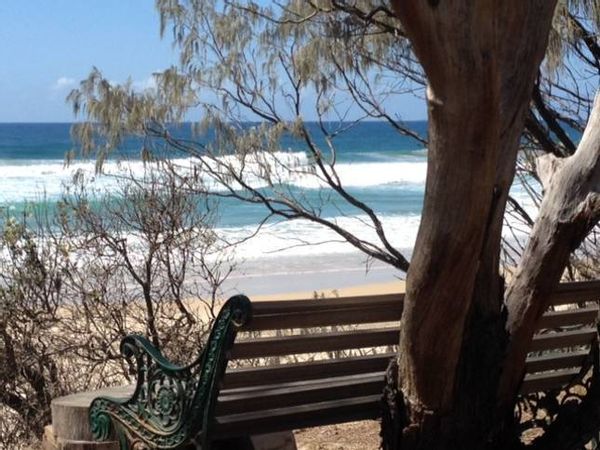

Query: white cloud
<box><xmin>51</xmin><ymin>74</ymin><xmax>157</xmax><ymax>95</ymax></box>
<box><xmin>52</xmin><ymin>77</ymin><xmax>76</xmax><ymax>91</ymax></box>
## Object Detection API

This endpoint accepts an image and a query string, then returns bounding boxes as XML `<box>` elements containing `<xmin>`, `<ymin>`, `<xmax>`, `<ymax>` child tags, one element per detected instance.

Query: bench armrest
<box><xmin>120</xmin><ymin>334</ymin><xmax>185</xmax><ymax>375</ymax></box>
<box><xmin>89</xmin><ymin>335</ymin><xmax>194</xmax><ymax>446</ymax></box>
<box><xmin>89</xmin><ymin>295</ymin><xmax>252</xmax><ymax>449</ymax></box>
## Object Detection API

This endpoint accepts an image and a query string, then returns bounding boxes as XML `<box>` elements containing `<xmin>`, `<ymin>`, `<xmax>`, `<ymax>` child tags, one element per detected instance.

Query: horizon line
<box><xmin>0</xmin><ymin>118</ymin><xmax>428</xmax><ymax>125</ymax></box>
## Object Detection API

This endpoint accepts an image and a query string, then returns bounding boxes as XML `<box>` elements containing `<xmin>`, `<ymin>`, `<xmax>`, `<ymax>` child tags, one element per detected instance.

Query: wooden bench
<box><xmin>48</xmin><ymin>281</ymin><xmax>600</xmax><ymax>449</ymax></box>
<box><xmin>216</xmin><ymin>281</ymin><xmax>600</xmax><ymax>438</ymax></box>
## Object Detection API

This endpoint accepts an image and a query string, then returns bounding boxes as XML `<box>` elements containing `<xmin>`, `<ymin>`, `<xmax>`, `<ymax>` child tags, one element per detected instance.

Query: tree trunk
<box><xmin>387</xmin><ymin>2</ymin><xmax>559</xmax><ymax>448</ymax></box>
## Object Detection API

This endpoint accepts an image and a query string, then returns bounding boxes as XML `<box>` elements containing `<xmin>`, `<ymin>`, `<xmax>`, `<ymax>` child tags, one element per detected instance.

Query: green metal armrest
<box><xmin>89</xmin><ymin>295</ymin><xmax>252</xmax><ymax>450</ymax></box>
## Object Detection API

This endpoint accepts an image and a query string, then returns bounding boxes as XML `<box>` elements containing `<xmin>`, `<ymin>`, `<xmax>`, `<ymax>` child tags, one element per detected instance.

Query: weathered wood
<box><xmin>250</xmin><ymin>293</ymin><xmax>403</xmax><ymax>315</ymax></box>
<box><xmin>521</xmin><ymin>368</ymin><xmax>583</xmax><ymax>395</ymax></box>
<box><xmin>227</xmin><ymin>286</ymin><xmax>598</xmax><ymax>442</ymax></box>
<box><xmin>529</xmin><ymin>328</ymin><xmax>596</xmax><ymax>352</ymax></box>
<box><xmin>548</xmin><ymin>281</ymin><xmax>600</xmax><ymax>305</ymax></box>
<box><xmin>231</xmin><ymin>328</ymin><xmax>399</xmax><ymax>359</ymax></box>
<box><xmin>537</xmin><ymin>307</ymin><xmax>598</xmax><ymax>329</ymax></box>
<box><xmin>245</xmin><ymin>306</ymin><xmax>401</xmax><ymax>331</ymax></box>
<box><xmin>217</xmin><ymin>372</ymin><xmax>385</xmax><ymax>415</ymax></box>
<box><xmin>245</xmin><ymin>291</ymin><xmax>596</xmax><ymax>332</ymax></box>
<box><xmin>224</xmin><ymin>353</ymin><xmax>394</xmax><ymax>389</ymax></box>
<box><xmin>247</xmin><ymin>287</ymin><xmax>600</xmax><ymax>313</ymax></box>
<box><xmin>214</xmin><ymin>394</ymin><xmax>381</xmax><ymax>438</ymax></box>
<box><xmin>525</xmin><ymin>350</ymin><xmax>589</xmax><ymax>373</ymax></box>
<box><xmin>227</xmin><ymin>349</ymin><xmax>588</xmax><ymax>391</ymax></box>
<box><xmin>553</xmin><ymin>280</ymin><xmax>600</xmax><ymax>295</ymax></box>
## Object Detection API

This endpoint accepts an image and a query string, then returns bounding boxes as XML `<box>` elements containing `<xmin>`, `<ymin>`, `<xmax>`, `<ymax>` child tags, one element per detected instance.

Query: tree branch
<box><xmin>501</xmin><ymin>91</ymin><xmax>600</xmax><ymax>405</ymax></box>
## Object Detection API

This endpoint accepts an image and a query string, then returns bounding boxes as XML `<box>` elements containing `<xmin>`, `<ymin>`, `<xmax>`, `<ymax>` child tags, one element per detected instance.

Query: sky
<box><xmin>0</xmin><ymin>1</ymin><xmax>426</xmax><ymax>123</ymax></box>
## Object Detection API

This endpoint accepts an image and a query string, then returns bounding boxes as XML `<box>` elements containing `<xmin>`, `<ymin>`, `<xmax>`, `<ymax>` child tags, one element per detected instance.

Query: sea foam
<box><xmin>0</xmin><ymin>151</ymin><xmax>428</xmax><ymax>203</ymax></box>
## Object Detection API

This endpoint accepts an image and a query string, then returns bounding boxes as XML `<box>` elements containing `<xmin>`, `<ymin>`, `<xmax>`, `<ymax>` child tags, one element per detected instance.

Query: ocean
<box><xmin>0</xmin><ymin>122</ymin><xmax>532</xmax><ymax>294</ymax></box>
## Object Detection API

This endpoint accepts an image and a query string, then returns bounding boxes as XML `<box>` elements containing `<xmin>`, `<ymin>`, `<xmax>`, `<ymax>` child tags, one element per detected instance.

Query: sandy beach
<box><xmin>219</xmin><ymin>251</ymin><xmax>406</xmax><ymax>300</ymax></box>
<box><xmin>252</xmin><ymin>278</ymin><xmax>405</xmax><ymax>301</ymax></box>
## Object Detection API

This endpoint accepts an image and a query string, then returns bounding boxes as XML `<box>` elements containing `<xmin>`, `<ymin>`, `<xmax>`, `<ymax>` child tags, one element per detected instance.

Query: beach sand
<box><xmin>252</xmin><ymin>278</ymin><xmax>405</xmax><ymax>301</ymax></box>
<box><xmin>219</xmin><ymin>251</ymin><xmax>405</xmax><ymax>299</ymax></box>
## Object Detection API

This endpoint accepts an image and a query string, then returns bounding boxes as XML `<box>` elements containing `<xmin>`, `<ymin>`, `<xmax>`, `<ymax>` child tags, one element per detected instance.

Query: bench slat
<box><xmin>549</xmin><ymin>281</ymin><xmax>600</xmax><ymax>306</ymax></box>
<box><xmin>529</xmin><ymin>327</ymin><xmax>596</xmax><ymax>352</ymax></box>
<box><xmin>234</xmin><ymin>326</ymin><xmax>595</xmax><ymax>360</ymax></box>
<box><xmin>217</xmin><ymin>372</ymin><xmax>385</xmax><ymax>415</ymax></box>
<box><xmin>246</xmin><ymin>292</ymin><xmax>599</xmax><ymax>331</ymax></box>
<box><xmin>537</xmin><ymin>307</ymin><xmax>598</xmax><ymax>330</ymax></box>
<box><xmin>249</xmin><ymin>281</ymin><xmax>600</xmax><ymax>315</ymax></box>
<box><xmin>246</xmin><ymin>306</ymin><xmax>597</xmax><ymax>332</ymax></box>
<box><xmin>231</xmin><ymin>328</ymin><xmax>399</xmax><ymax>359</ymax></box>
<box><xmin>214</xmin><ymin>394</ymin><xmax>381</xmax><ymax>438</ymax></box>
<box><xmin>520</xmin><ymin>368</ymin><xmax>582</xmax><ymax>395</ymax></box>
<box><xmin>225</xmin><ymin>353</ymin><xmax>395</xmax><ymax>389</ymax></box>
<box><xmin>250</xmin><ymin>294</ymin><xmax>402</xmax><ymax>315</ymax></box>
<box><xmin>245</xmin><ymin>307</ymin><xmax>402</xmax><ymax>331</ymax></box>
<box><xmin>525</xmin><ymin>350</ymin><xmax>589</xmax><ymax>373</ymax></box>
<box><xmin>225</xmin><ymin>349</ymin><xmax>587</xmax><ymax>391</ymax></box>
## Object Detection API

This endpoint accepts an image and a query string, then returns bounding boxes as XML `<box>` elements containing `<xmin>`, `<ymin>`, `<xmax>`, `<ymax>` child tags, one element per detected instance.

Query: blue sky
<box><xmin>0</xmin><ymin>1</ymin><xmax>426</xmax><ymax>122</ymax></box>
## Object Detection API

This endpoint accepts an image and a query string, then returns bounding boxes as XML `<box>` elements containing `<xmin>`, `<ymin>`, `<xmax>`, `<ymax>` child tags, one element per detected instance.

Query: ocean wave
<box><xmin>350</xmin><ymin>149</ymin><xmax>427</xmax><ymax>162</ymax></box>
<box><xmin>215</xmin><ymin>197</ymin><xmax>539</xmax><ymax>263</ymax></box>
<box><xmin>0</xmin><ymin>151</ymin><xmax>428</xmax><ymax>203</ymax></box>
<box><xmin>216</xmin><ymin>214</ymin><xmax>422</xmax><ymax>260</ymax></box>
<box><xmin>165</xmin><ymin>151</ymin><xmax>427</xmax><ymax>190</ymax></box>
<box><xmin>323</xmin><ymin>161</ymin><xmax>427</xmax><ymax>188</ymax></box>
<box><xmin>0</xmin><ymin>158</ymin><xmax>187</xmax><ymax>203</ymax></box>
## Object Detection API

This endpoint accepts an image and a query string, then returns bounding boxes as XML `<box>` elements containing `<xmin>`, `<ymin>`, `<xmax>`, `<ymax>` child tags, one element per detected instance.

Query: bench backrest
<box><xmin>222</xmin><ymin>281</ymin><xmax>600</xmax><ymax>399</ymax></box>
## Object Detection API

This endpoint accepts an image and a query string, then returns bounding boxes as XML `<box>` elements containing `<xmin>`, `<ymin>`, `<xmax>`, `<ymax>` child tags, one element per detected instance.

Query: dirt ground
<box><xmin>294</xmin><ymin>420</ymin><xmax>381</xmax><ymax>450</ymax></box>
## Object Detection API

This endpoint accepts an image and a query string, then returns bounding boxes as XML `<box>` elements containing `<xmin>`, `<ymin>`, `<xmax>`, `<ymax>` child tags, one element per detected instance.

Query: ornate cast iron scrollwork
<box><xmin>89</xmin><ymin>295</ymin><xmax>252</xmax><ymax>449</ymax></box>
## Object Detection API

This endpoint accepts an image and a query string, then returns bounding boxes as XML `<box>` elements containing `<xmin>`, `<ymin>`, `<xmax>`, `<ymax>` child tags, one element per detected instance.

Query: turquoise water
<box><xmin>0</xmin><ymin>122</ymin><xmax>426</xmax><ymax>253</ymax></box>
<box><xmin>0</xmin><ymin>122</ymin><xmax>540</xmax><ymax>277</ymax></box>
